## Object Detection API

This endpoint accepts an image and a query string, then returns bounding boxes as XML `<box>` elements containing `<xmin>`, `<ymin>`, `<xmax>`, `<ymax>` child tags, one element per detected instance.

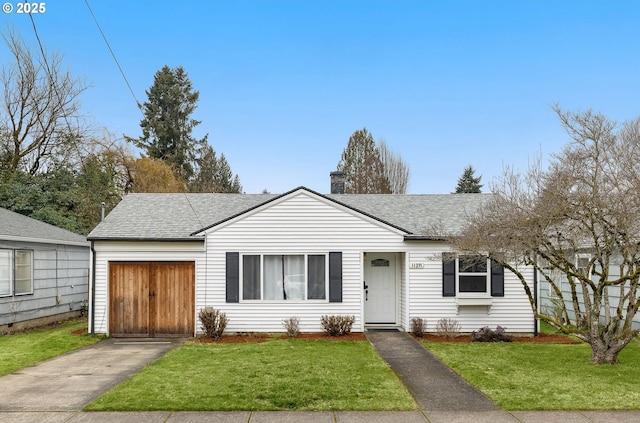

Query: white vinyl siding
<box><xmin>406</xmin><ymin>246</ymin><xmax>535</xmax><ymax>334</ymax></box>
<box><xmin>201</xmin><ymin>191</ymin><xmax>408</xmax><ymax>333</ymax></box>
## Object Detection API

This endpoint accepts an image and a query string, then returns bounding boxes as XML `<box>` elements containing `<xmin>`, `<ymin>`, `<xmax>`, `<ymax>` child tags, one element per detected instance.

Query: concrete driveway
<box><xmin>0</xmin><ymin>338</ymin><xmax>182</xmax><ymax>411</ymax></box>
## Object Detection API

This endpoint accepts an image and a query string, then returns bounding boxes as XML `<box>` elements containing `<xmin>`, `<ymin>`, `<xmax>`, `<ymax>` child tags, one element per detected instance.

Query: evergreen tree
<box><xmin>454</xmin><ymin>165</ymin><xmax>483</xmax><ymax>193</ymax></box>
<box><xmin>189</xmin><ymin>145</ymin><xmax>242</xmax><ymax>193</ymax></box>
<box><xmin>337</xmin><ymin>128</ymin><xmax>391</xmax><ymax>194</ymax></box>
<box><xmin>134</xmin><ymin>66</ymin><xmax>206</xmax><ymax>182</ymax></box>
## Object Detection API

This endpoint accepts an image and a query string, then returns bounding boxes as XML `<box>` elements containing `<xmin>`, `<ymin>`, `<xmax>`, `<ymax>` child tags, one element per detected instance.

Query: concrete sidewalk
<box><xmin>3</xmin><ymin>410</ymin><xmax>640</xmax><ymax>423</ymax></box>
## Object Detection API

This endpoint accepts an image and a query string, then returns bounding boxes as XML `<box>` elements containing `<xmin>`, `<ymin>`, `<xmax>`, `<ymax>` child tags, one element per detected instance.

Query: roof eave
<box><xmin>87</xmin><ymin>236</ymin><xmax>204</xmax><ymax>242</ymax></box>
<box><xmin>0</xmin><ymin>234</ymin><xmax>90</xmax><ymax>247</ymax></box>
<box><xmin>403</xmin><ymin>234</ymin><xmax>449</xmax><ymax>241</ymax></box>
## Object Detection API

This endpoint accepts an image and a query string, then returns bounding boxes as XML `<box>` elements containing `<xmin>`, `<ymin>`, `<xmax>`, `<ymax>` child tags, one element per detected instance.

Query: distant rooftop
<box><xmin>0</xmin><ymin>207</ymin><xmax>89</xmax><ymax>246</ymax></box>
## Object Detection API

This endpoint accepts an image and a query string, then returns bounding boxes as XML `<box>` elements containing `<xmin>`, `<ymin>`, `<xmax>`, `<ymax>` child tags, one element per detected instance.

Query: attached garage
<box><xmin>109</xmin><ymin>261</ymin><xmax>195</xmax><ymax>337</ymax></box>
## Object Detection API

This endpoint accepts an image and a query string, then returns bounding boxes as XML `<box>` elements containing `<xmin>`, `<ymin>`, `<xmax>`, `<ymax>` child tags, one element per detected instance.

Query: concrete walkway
<box><xmin>365</xmin><ymin>330</ymin><xmax>499</xmax><ymax>411</ymax></box>
<box><xmin>2</xmin><ymin>333</ymin><xmax>640</xmax><ymax>422</ymax></box>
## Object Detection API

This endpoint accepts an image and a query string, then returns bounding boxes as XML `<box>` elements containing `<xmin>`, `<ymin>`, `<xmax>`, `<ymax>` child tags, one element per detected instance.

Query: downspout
<box><xmin>90</xmin><ymin>240</ymin><xmax>96</xmax><ymax>334</ymax></box>
<box><xmin>533</xmin><ymin>265</ymin><xmax>538</xmax><ymax>337</ymax></box>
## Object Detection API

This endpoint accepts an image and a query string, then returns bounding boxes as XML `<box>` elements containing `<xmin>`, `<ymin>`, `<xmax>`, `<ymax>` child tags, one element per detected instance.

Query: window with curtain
<box><xmin>14</xmin><ymin>250</ymin><xmax>33</xmax><ymax>295</ymax></box>
<box><xmin>241</xmin><ymin>254</ymin><xmax>327</xmax><ymax>301</ymax></box>
<box><xmin>0</xmin><ymin>249</ymin><xmax>33</xmax><ymax>296</ymax></box>
<box><xmin>0</xmin><ymin>250</ymin><xmax>11</xmax><ymax>296</ymax></box>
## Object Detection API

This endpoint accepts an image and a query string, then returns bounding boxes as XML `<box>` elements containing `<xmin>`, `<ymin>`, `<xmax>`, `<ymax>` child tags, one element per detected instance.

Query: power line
<box><xmin>84</xmin><ymin>0</ymin><xmax>143</xmax><ymax>113</ymax></box>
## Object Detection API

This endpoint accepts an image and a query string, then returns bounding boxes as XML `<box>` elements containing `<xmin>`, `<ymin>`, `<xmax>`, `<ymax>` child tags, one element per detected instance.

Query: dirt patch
<box><xmin>416</xmin><ymin>332</ymin><xmax>581</xmax><ymax>344</ymax></box>
<box><xmin>70</xmin><ymin>327</ymin><xmax>88</xmax><ymax>336</ymax></box>
<box><xmin>195</xmin><ymin>332</ymin><xmax>367</xmax><ymax>344</ymax></box>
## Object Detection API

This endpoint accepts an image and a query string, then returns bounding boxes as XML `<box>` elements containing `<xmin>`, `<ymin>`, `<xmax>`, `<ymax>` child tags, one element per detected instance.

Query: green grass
<box><xmin>0</xmin><ymin>318</ymin><xmax>103</xmax><ymax>376</ymax></box>
<box><xmin>423</xmin><ymin>340</ymin><xmax>640</xmax><ymax>410</ymax></box>
<box><xmin>86</xmin><ymin>339</ymin><xmax>416</xmax><ymax>411</ymax></box>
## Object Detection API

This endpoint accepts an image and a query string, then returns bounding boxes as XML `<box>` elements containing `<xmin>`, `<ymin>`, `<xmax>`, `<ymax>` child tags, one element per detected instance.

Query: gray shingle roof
<box><xmin>87</xmin><ymin>188</ymin><xmax>490</xmax><ymax>241</ymax></box>
<box><xmin>0</xmin><ymin>207</ymin><xmax>88</xmax><ymax>245</ymax></box>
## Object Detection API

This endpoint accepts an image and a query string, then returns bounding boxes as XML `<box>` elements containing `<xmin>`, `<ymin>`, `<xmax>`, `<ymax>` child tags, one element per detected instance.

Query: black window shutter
<box><xmin>442</xmin><ymin>252</ymin><xmax>456</xmax><ymax>297</ymax></box>
<box><xmin>491</xmin><ymin>260</ymin><xmax>505</xmax><ymax>297</ymax></box>
<box><xmin>226</xmin><ymin>252</ymin><xmax>240</xmax><ymax>303</ymax></box>
<box><xmin>329</xmin><ymin>252</ymin><xmax>342</xmax><ymax>303</ymax></box>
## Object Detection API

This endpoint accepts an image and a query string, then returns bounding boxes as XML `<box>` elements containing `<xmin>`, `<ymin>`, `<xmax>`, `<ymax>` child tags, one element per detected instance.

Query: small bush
<box><xmin>321</xmin><ymin>314</ymin><xmax>355</xmax><ymax>336</ymax></box>
<box><xmin>198</xmin><ymin>307</ymin><xmax>228</xmax><ymax>339</ymax></box>
<box><xmin>471</xmin><ymin>325</ymin><xmax>513</xmax><ymax>342</ymax></box>
<box><xmin>282</xmin><ymin>316</ymin><xmax>300</xmax><ymax>338</ymax></box>
<box><xmin>435</xmin><ymin>318</ymin><xmax>461</xmax><ymax>339</ymax></box>
<box><xmin>410</xmin><ymin>317</ymin><xmax>426</xmax><ymax>337</ymax></box>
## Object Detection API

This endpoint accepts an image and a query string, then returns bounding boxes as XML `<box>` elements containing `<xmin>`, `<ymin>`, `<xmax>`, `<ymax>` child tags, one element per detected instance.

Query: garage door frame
<box><xmin>109</xmin><ymin>261</ymin><xmax>195</xmax><ymax>337</ymax></box>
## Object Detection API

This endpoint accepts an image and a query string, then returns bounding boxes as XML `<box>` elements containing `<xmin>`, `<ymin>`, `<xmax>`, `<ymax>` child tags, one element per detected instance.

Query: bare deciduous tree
<box><xmin>379</xmin><ymin>139</ymin><xmax>409</xmax><ymax>194</ymax></box>
<box><xmin>452</xmin><ymin>106</ymin><xmax>640</xmax><ymax>364</ymax></box>
<box><xmin>0</xmin><ymin>30</ymin><xmax>87</xmax><ymax>176</ymax></box>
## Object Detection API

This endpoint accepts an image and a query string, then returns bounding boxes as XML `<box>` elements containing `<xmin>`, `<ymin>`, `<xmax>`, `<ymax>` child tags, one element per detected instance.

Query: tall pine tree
<box><xmin>135</xmin><ymin>66</ymin><xmax>206</xmax><ymax>182</ymax></box>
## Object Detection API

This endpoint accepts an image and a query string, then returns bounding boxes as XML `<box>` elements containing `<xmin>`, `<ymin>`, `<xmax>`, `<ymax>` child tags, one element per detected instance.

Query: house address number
<box><xmin>410</xmin><ymin>262</ymin><xmax>425</xmax><ymax>269</ymax></box>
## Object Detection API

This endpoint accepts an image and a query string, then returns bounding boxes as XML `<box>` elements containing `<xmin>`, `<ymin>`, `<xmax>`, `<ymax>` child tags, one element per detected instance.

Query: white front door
<box><xmin>364</xmin><ymin>253</ymin><xmax>396</xmax><ymax>324</ymax></box>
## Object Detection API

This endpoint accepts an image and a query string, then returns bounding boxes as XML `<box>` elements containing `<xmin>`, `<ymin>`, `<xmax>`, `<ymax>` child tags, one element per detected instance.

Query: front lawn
<box><xmin>86</xmin><ymin>339</ymin><xmax>416</xmax><ymax>411</ymax></box>
<box><xmin>423</xmin><ymin>340</ymin><xmax>640</xmax><ymax>410</ymax></box>
<box><xmin>0</xmin><ymin>318</ymin><xmax>103</xmax><ymax>376</ymax></box>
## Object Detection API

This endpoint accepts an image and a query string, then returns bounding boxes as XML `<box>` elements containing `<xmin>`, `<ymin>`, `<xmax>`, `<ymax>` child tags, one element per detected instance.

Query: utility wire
<box><xmin>27</xmin><ymin>8</ymin><xmax>81</xmax><ymax>170</ymax></box>
<box><xmin>84</xmin><ymin>0</ymin><xmax>143</xmax><ymax>113</ymax></box>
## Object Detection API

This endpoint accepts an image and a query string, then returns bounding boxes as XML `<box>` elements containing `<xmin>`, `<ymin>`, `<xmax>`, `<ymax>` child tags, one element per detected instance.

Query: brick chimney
<box><xmin>330</xmin><ymin>171</ymin><xmax>345</xmax><ymax>194</ymax></box>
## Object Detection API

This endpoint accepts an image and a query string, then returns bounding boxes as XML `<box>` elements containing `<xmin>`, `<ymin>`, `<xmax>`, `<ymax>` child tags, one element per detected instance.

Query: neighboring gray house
<box><xmin>538</xmin><ymin>254</ymin><xmax>640</xmax><ymax>329</ymax></box>
<box><xmin>87</xmin><ymin>176</ymin><xmax>537</xmax><ymax>338</ymax></box>
<box><xmin>0</xmin><ymin>207</ymin><xmax>90</xmax><ymax>333</ymax></box>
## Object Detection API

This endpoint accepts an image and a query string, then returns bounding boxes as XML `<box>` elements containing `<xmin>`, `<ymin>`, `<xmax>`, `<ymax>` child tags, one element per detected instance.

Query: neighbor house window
<box><xmin>0</xmin><ymin>249</ymin><xmax>33</xmax><ymax>297</ymax></box>
<box><xmin>14</xmin><ymin>250</ymin><xmax>33</xmax><ymax>295</ymax></box>
<box><xmin>241</xmin><ymin>254</ymin><xmax>327</xmax><ymax>301</ymax></box>
<box><xmin>575</xmin><ymin>254</ymin><xmax>592</xmax><ymax>278</ymax></box>
<box><xmin>0</xmin><ymin>250</ymin><xmax>11</xmax><ymax>296</ymax></box>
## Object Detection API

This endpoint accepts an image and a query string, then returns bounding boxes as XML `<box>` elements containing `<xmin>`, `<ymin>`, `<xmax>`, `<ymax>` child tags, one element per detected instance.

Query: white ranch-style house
<box><xmin>87</xmin><ymin>173</ymin><xmax>537</xmax><ymax>337</ymax></box>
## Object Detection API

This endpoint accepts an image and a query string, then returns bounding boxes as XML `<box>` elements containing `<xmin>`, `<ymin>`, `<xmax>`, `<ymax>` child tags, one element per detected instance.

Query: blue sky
<box><xmin>2</xmin><ymin>1</ymin><xmax>639</xmax><ymax>194</ymax></box>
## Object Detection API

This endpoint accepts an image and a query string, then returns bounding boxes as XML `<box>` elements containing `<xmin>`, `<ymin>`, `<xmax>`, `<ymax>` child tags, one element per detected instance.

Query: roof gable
<box><xmin>192</xmin><ymin>187</ymin><xmax>410</xmax><ymax>235</ymax></box>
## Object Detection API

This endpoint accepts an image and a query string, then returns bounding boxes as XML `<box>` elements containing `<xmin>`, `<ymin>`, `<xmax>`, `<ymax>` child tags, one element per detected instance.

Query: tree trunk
<box><xmin>589</xmin><ymin>337</ymin><xmax>632</xmax><ymax>364</ymax></box>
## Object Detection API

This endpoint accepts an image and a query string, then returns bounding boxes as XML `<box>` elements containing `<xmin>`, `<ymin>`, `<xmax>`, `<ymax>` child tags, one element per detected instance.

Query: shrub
<box><xmin>320</xmin><ymin>314</ymin><xmax>355</xmax><ymax>336</ymax></box>
<box><xmin>198</xmin><ymin>307</ymin><xmax>228</xmax><ymax>339</ymax></box>
<box><xmin>435</xmin><ymin>318</ymin><xmax>461</xmax><ymax>339</ymax></box>
<box><xmin>282</xmin><ymin>316</ymin><xmax>300</xmax><ymax>338</ymax></box>
<box><xmin>471</xmin><ymin>325</ymin><xmax>513</xmax><ymax>342</ymax></box>
<box><xmin>410</xmin><ymin>317</ymin><xmax>426</xmax><ymax>337</ymax></box>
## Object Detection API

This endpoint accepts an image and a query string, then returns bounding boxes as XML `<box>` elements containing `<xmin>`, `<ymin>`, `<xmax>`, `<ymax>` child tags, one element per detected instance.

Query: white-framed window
<box><xmin>14</xmin><ymin>250</ymin><xmax>33</xmax><ymax>295</ymax></box>
<box><xmin>0</xmin><ymin>250</ymin><xmax>11</xmax><ymax>296</ymax></box>
<box><xmin>457</xmin><ymin>254</ymin><xmax>489</xmax><ymax>294</ymax></box>
<box><xmin>241</xmin><ymin>253</ymin><xmax>327</xmax><ymax>301</ymax></box>
<box><xmin>0</xmin><ymin>249</ymin><xmax>33</xmax><ymax>297</ymax></box>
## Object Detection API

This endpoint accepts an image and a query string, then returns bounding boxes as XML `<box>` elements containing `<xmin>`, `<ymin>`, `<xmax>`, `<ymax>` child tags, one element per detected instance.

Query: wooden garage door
<box><xmin>109</xmin><ymin>262</ymin><xmax>195</xmax><ymax>337</ymax></box>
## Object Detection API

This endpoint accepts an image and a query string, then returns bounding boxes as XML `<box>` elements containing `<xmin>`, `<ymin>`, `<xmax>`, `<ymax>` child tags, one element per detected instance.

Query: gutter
<box><xmin>86</xmin><ymin>237</ymin><xmax>204</xmax><ymax>242</ymax></box>
<box><xmin>533</xmin><ymin>265</ymin><xmax>538</xmax><ymax>337</ymax></box>
<box><xmin>90</xmin><ymin>240</ymin><xmax>96</xmax><ymax>335</ymax></box>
